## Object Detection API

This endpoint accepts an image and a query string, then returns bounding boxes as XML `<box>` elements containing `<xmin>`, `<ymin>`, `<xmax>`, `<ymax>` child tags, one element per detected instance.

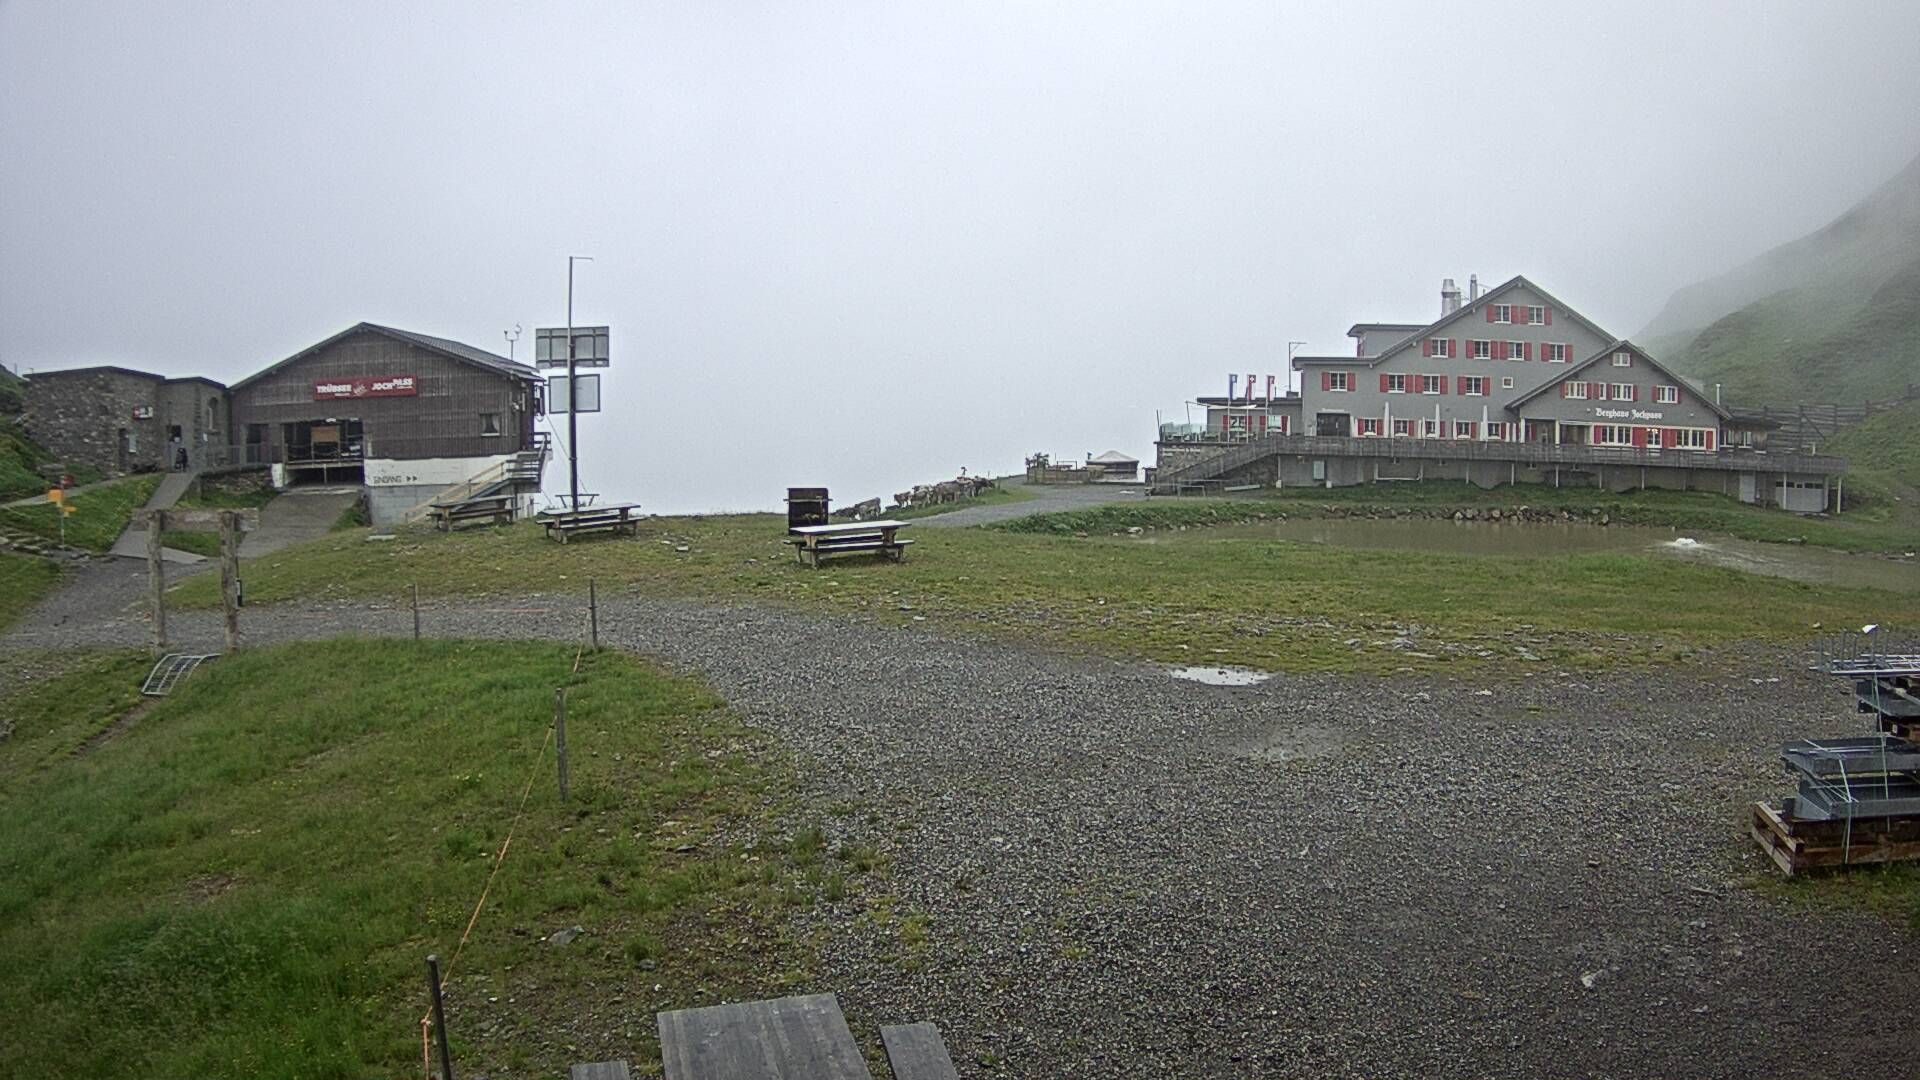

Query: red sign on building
<box><xmin>312</xmin><ymin>375</ymin><xmax>418</xmax><ymax>400</ymax></box>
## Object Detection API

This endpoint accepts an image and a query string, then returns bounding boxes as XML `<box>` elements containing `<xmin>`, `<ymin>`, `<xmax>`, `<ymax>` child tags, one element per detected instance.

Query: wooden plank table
<box><xmin>786</xmin><ymin>520</ymin><xmax>913</xmax><ymax>568</ymax></box>
<box><xmin>658</xmin><ymin>993</ymin><xmax>872</xmax><ymax>1080</ymax></box>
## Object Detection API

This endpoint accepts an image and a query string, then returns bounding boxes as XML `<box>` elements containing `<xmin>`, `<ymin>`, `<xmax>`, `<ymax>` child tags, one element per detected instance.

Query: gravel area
<box><xmin>918</xmin><ymin>480</ymin><xmax>1146</xmax><ymax>528</ymax></box>
<box><xmin>5</xmin><ymin>575</ymin><xmax>1916</xmax><ymax>1078</ymax></box>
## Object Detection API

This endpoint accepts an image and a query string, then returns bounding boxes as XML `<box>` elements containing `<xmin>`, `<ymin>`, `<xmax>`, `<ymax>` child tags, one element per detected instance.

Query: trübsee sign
<box><xmin>313</xmin><ymin>375</ymin><xmax>418</xmax><ymax>400</ymax></box>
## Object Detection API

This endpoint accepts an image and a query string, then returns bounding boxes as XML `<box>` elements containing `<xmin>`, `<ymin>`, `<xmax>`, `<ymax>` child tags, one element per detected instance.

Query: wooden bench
<box><xmin>428</xmin><ymin>495</ymin><xmax>516</xmax><ymax>531</ymax></box>
<box><xmin>785</xmin><ymin>520</ymin><xmax>913</xmax><ymax>568</ymax></box>
<box><xmin>880</xmin><ymin>1022</ymin><xmax>960</xmax><ymax>1080</ymax></box>
<box><xmin>540</xmin><ymin>503</ymin><xmax>642</xmax><ymax>543</ymax></box>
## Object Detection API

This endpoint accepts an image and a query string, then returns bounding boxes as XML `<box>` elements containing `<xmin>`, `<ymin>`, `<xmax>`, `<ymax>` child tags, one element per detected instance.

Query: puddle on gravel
<box><xmin>1236</xmin><ymin>724</ymin><xmax>1352</xmax><ymax>764</ymax></box>
<box><xmin>1170</xmin><ymin>665</ymin><xmax>1271</xmax><ymax>686</ymax></box>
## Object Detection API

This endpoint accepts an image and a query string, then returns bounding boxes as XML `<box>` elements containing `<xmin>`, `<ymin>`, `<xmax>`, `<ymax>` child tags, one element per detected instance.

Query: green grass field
<box><xmin>173</xmin><ymin>513</ymin><xmax>1918</xmax><ymax>674</ymax></box>
<box><xmin>0</xmin><ymin>550</ymin><xmax>61</xmax><ymax>630</ymax></box>
<box><xmin>0</xmin><ymin>473</ymin><xmax>160</xmax><ymax>552</ymax></box>
<box><xmin>0</xmin><ymin>641</ymin><xmax>865</xmax><ymax>1079</ymax></box>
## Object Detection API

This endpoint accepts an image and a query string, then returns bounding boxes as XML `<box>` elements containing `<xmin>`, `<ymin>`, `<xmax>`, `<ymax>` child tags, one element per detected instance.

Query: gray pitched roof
<box><xmin>1358</xmin><ymin>275</ymin><xmax>1618</xmax><ymax>369</ymax></box>
<box><xmin>231</xmin><ymin>322</ymin><xmax>536</xmax><ymax>391</ymax></box>
<box><xmin>25</xmin><ymin>364</ymin><xmax>165</xmax><ymax>382</ymax></box>
<box><xmin>1504</xmin><ymin>339</ymin><xmax>1732</xmax><ymax>418</ymax></box>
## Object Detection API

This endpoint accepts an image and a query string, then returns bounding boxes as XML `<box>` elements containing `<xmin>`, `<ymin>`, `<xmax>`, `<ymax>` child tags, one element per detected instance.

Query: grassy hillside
<box><xmin>0</xmin><ymin>473</ymin><xmax>159</xmax><ymax>551</ymax></box>
<box><xmin>0</xmin><ymin>642</ymin><xmax>858</xmax><ymax>1079</ymax></box>
<box><xmin>0</xmin><ymin>418</ymin><xmax>51</xmax><ymax>500</ymax></box>
<box><xmin>1643</xmin><ymin>152</ymin><xmax>1920</xmax><ymax>403</ymax></box>
<box><xmin>1828</xmin><ymin>398</ymin><xmax>1920</xmax><ymax>491</ymax></box>
<box><xmin>0</xmin><ymin>550</ymin><xmax>62</xmax><ymax>630</ymax></box>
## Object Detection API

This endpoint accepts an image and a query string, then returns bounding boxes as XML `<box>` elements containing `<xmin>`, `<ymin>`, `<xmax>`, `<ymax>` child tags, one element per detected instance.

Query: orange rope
<box><xmin>420</xmin><ymin>627</ymin><xmax>592</xmax><ymax>1078</ymax></box>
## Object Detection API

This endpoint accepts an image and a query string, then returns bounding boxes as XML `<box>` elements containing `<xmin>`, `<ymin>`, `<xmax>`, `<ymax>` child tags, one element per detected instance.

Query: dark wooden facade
<box><xmin>228</xmin><ymin>324</ymin><xmax>538</xmax><ymax>465</ymax></box>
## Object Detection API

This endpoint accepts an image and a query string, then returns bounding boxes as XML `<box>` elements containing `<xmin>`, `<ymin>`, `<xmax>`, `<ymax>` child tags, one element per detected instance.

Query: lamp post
<box><xmin>566</xmin><ymin>256</ymin><xmax>593</xmax><ymax>510</ymax></box>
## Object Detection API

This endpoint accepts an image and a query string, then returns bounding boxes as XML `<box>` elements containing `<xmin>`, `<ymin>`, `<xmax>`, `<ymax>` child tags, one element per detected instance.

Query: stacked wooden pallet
<box><xmin>1750</xmin><ymin>799</ymin><xmax>1920</xmax><ymax>876</ymax></box>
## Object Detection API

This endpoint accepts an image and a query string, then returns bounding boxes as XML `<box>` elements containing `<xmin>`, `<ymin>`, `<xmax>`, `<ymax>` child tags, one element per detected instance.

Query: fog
<box><xmin>5</xmin><ymin>2</ymin><xmax>1918</xmax><ymax>513</ymax></box>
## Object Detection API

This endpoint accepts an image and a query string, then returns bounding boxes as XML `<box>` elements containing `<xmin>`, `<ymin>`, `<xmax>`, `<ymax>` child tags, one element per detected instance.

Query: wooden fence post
<box><xmin>412</xmin><ymin>582</ymin><xmax>421</xmax><ymax>641</ymax></box>
<box><xmin>588</xmin><ymin>577</ymin><xmax>598</xmax><ymax>651</ymax></box>
<box><xmin>553</xmin><ymin>688</ymin><xmax>569</xmax><ymax>802</ymax></box>
<box><xmin>425</xmin><ymin>955</ymin><xmax>456</xmax><ymax>1080</ymax></box>
<box><xmin>218</xmin><ymin>510</ymin><xmax>241</xmax><ymax>652</ymax></box>
<box><xmin>147</xmin><ymin>509</ymin><xmax>166</xmax><ymax>654</ymax></box>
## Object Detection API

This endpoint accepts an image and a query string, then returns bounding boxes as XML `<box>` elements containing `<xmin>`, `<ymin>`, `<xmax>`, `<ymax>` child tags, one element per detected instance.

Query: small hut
<box><xmin>1086</xmin><ymin>450</ymin><xmax>1139</xmax><ymax>482</ymax></box>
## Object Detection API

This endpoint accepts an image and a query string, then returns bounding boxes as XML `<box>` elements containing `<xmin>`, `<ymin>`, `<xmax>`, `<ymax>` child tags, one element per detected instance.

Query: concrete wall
<box><xmin>23</xmin><ymin>368</ymin><xmax>165</xmax><ymax>473</ymax></box>
<box><xmin>155</xmin><ymin>378</ymin><xmax>230</xmax><ymax>464</ymax></box>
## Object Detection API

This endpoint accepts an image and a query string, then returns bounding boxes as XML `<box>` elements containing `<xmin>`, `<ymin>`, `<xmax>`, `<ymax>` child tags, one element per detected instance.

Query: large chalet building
<box><xmin>1157</xmin><ymin>275</ymin><xmax>1845</xmax><ymax>512</ymax></box>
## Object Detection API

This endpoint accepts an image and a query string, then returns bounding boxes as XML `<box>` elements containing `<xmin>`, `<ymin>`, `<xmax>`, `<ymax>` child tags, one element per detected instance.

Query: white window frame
<box><xmin>1328</xmin><ymin>371</ymin><xmax>1352</xmax><ymax>392</ymax></box>
<box><xmin>1612</xmin><ymin>351</ymin><xmax>1633</xmax><ymax>367</ymax></box>
<box><xmin>1421</xmin><ymin>419</ymin><xmax>1440</xmax><ymax>438</ymax></box>
<box><xmin>1420</xmin><ymin>375</ymin><xmax>1443</xmax><ymax>395</ymax></box>
<box><xmin>1501</xmin><ymin>376</ymin><xmax>1514</xmax><ymax>389</ymax></box>
<box><xmin>1453</xmin><ymin>420</ymin><xmax>1477</xmax><ymax>440</ymax></box>
<box><xmin>1611</xmin><ymin>383</ymin><xmax>1634</xmax><ymax>401</ymax></box>
<box><xmin>1358</xmin><ymin>417</ymin><xmax>1381</xmax><ymax>437</ymax></box>
<box><xmin>1386</xmin><ymin>373</ymin><xmax>1407</xmax><ymax>394</ymax></box>
<box><xmin>1485</xmin><ymin>421</ymin><xmax>1506</xmax><ymax>441</ymax></box>
<box><xmin>1527</xmin><ymin>305</ymin><xmax>1545</xmax><ymax>325</ymax></box>
<box><xmin>1463</xmin><ymin>376</ymin><xmax>1487</xmax><ymax>397</ymax></box>
<box><xmin>1508</xmin><ymin>341</ymin><xmax>1526</xmax><ymax>361</ymax></box>
<box><xmin>1654</xmin><ymin>385</ymin><xmax>1679</xmax><ymax>404</ymax></box>
<box><xmin>1492</xmin><ymin>304</ymin><xmax>1511</xmax><ymax>324</ymax></box>
<box><xmin>1674</xmin><ymin>428</ymin><xmax>1708</xmax><ymax>449</ymax></box>
<box><xmin>1546</xmin><ymin>343</ymin><xmax>1568</xmax><ymax>363</ymax></box>
<box><xmin>1592</xmin><ymin>424</ymin><xmax>1632</xmax><ymax>447</ymax></box>
<box><xmin>1470</xmin><ymin>338</ymin><xmax>1491</xmax><ymax>359</ymax></box>
<box><xmin>1428</xmin><ymin>337</ymin><xmax>1451</xmax><ymax>358</ymax></box>
<box><xmin>1564</xmin><ymin>381</ymin><xmax>1588</xmax><ymax>400</ymax></box>
<box><xmin>1392</xmin><ymin>418</ymin><xmax>1412</xmax><ymax>437</ymax></box>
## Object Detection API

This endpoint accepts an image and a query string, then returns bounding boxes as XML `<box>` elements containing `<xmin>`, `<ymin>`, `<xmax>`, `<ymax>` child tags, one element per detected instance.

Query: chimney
<box><xmin>1440</xmin><ymin>277</ymin><xmax>1462</xmax><ymax>316</ymax></box>
<box><xmin>1468</xmin><ymin>274</ymin><xmax>1481</xmax><ymax>302</ymax></box>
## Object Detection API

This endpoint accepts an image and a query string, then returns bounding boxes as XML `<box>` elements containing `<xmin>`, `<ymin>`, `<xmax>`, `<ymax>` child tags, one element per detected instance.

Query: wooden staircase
<box><xmin>1152</xmin><ymin>435</ymin><xmax>1280</xmax><ymax>493</ymax></box>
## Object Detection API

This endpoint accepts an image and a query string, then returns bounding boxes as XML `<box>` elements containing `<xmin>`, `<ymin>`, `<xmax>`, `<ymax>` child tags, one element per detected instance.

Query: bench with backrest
<box><xmin>785</xmin><ymin>520</ymin><xmax>913</xmax><ymax>567</ymax></box>
<box><xmin>540</xmin><ymin>503</ymin><xmax>642</xmax><ymax>543</ymax></box>
<box><xmin>429</xmin><ymin>495</ymin><xmax>516</xmax><ymax>531</ymax></box>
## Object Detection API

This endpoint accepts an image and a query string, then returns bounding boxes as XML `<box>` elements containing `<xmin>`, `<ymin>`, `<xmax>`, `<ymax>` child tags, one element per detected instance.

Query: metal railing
<box><xmin>1152</xmin><ymin>433</ymin><xmax>1848</xmax><ymax>489</ymax></box>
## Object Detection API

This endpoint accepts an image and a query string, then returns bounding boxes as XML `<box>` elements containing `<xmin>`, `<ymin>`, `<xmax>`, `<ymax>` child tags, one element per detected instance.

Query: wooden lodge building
<box><xmin>1156</xmin><ymin>275</ymin><xmax>1849</xmax><ymax>513</ymax></box>
<box><xmin>23</xmin><ymin>322</ymin><xmax>549</xmax><ymax>524</ymax></box>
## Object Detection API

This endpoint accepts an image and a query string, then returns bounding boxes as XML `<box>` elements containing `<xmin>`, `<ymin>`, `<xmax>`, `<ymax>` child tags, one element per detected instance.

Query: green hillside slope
<box><xmin>1642</xmin><ymin>152</ymin><xmax>1920</xmax><ymax>402</ymax></box>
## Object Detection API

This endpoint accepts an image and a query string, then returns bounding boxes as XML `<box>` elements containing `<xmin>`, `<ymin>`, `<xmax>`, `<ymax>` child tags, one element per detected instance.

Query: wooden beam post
<box><xmin>412</xmin><ymin>583</ymin><xmax>422</xmax><ymax>641</ymax></box>
<box><xmin>218</xmin><ymin>510</ymin><xmax>241</xmax><ymax>652</ymax></box>
<box><xmin>147</xmin><ymin>509</ymin><xmax>166</xmax><ymax>654</ymax></box>
<box><xmin>588</xmin><ymin>577</ymin><xmax>598</xmax><ymax>651</ymax></box>
<box><xmin>553</xmin><ymin>687</ymin><xmax>569</xmax><ymax>802</ymax></box>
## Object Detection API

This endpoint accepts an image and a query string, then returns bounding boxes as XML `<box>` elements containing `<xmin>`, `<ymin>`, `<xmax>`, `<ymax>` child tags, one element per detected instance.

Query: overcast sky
<box><xmin>4</xmin><ymin>2</ymin><xmax>1918</xmax><ymax>512</ymax></box>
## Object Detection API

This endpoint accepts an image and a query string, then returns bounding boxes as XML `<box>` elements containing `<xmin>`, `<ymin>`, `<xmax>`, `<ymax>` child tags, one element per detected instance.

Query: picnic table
<box><xmin>785</xmin><ymin>519</ymin><xmax>913</xmax><ymax>568</ymax></box>
<box><xmin>651</xmin><ymin>993</ymin><xmax>957</xmax><ymax>1080</ymax></box>
<box><xmin>539</xmin><ymin>502</ymin><xmax>642</xmax><ymax>543</ymax></box>
<box><xmin>428</xmin><ymin>494</ymin><xmax>517</xmax><ymax>531</ymax></box>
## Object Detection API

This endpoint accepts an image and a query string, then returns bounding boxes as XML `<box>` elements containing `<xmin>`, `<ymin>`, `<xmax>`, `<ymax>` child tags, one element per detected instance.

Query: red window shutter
<box><xmin>1380</xmin><ymin>373</ymin><xmax>1390</xmax><ymax>392</ymax></box>
<box><xmin>1544</xmin><ymin>307</ymin><xmax>1553</xmax><ymax>325</ymax></box>
<box><xmin>1321</xmin><ymin>371</ymin><xmax>1331</xmax><ymax>391</ymax></box>
<box><xmin>1448</xmin><ymin>338</ymin><xmax>1457</xmax><ymax>358</ymax></box>
<box><xmin>1559</xmin><ymin>382</ymin><xmax>1568</xmax><ymax>398</ymax></box>
<box><xmin>1661</xmin><ymin>428</ymin><xmax>1676</xmax><ymax>449</ymax></box>
<box><xmin>1630</xmin><ymin>385</ymin><xmax>1639</xmax><ymax>402</ymax></box>
<box><xmin>1438</xmin><ymin>377</ymin><xmax>1449</xmax><ymax>395</ymax></box>
<box><xmin>1486</xmin><ymin>305</ymin><xmax>1495</xmax><ymax>323</ymax></box>
<box><xmin>1706</xmin><ymin>429</ymin><xmax>1715</xmax><ymax>451</ymax></box>
<box><xmin>1524</xmin><ymin>342</ymin><xmax>1533</xmax><ymax>360</ymax></box>
<box><xmin>1492</xmin><ymin>341</ymin><xmax>1504</xmax><ymax>361</ymax></box>
<box><xmin>1422</xmin><ymin>338</ymin><xmax>1432</xmax><ymax>357</ymax></box>
<box><xmin>1591</xmin><ymin>381</ymin><xmax>1604</xmax><ymax>399</ymax></box>
<box><xmin>1632</xmin><ymin>427</ymin><xmax>1647</xmax><ymax>449</ymax></box>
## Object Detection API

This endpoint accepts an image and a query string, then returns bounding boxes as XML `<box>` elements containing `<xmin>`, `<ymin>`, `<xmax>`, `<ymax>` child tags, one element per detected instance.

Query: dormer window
<box><xmin>1612</xmin><ymin>351</ymin><xmax>1633</xmax><ymax>367</ymax></box>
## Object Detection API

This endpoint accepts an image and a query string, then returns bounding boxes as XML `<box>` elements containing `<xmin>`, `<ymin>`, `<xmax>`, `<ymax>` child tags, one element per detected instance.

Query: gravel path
<box><xmin>917</xmin><ymin>480</ymin><xmax>1147</xmax><ymax>528</ymax></box>
<box><xmin>4</xmin><ymin>576</ymin><xmax>1915</xmax><ymax>1078</ymax></box>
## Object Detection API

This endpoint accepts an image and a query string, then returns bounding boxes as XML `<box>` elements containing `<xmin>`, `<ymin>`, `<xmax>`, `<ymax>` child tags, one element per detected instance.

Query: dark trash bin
<box><xmin>786</xmin><ymin>487</ymin><xmax>829</xmax><ymax>532</ymax></box>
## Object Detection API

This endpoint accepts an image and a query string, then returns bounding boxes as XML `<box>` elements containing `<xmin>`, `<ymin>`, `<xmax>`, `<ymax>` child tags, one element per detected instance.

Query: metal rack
<box><xmin>141</xmin><ymin>653</ymin><xmax>219</xmax><ymax>697</ymax></box>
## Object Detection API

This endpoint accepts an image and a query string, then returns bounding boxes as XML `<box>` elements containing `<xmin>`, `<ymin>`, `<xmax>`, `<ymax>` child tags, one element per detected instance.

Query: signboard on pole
<box><xmin>547</xmin><ymin>374</ymin><xmax>602</xmax><ymax>413</ymax></box>
<box><xmin>535</xmin><ymin>327</ymin><xmax>610</xmax><ymax>368</ymax></box>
